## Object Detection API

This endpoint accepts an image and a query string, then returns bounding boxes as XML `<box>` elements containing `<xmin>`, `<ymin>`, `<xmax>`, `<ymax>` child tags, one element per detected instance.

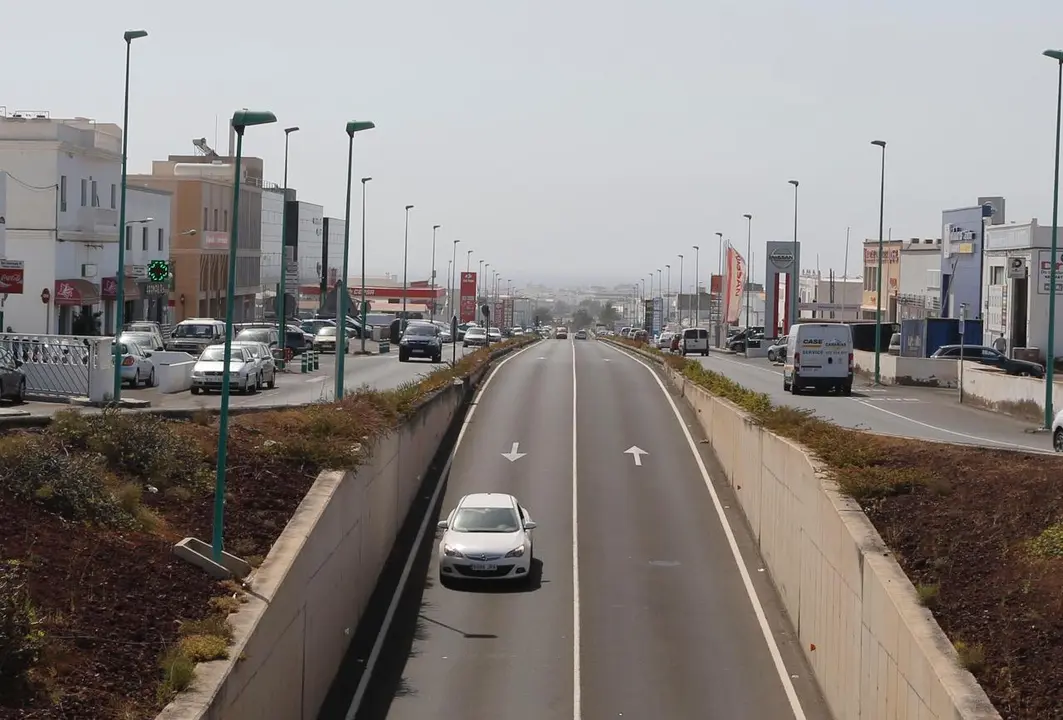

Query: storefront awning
<box><xmin>54</xmin><ymin>279</ymin><xmax>101</xmax><ymax>306</ymax></box>
<box><xmin>101</xmin><ymin>277</ymin><xmax>142</xmax><ymax>301</ymax></box>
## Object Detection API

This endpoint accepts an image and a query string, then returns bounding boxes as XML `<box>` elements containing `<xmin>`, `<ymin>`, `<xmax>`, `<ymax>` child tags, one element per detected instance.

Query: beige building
<box><xmin>861</xmin><ymin>239</ymin><xmax>903</xmax><ymax>321</ymax></box>
<box><xmin>130</xmin><ymin>152</ymin><xmax>263</xmax><ymax>323</ymax></box>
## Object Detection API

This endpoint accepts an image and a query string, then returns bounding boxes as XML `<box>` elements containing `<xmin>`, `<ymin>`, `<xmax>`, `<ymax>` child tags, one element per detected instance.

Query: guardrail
<box><xmin>0</xmin><ymin>333</ymin><xmax>111</xmax><ymax>400</ymax></box>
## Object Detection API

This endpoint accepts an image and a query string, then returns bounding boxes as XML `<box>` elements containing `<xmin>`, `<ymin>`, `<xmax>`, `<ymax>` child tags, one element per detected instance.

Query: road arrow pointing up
<box><xmin>624</xmin><ymin>446</ymin><xmax>649</xmax><ymax>466</ymax></box>
<box><xmin>501</xmin><ymin>442</ymin><xmax>527</xmax><ymax>462</ymax></box>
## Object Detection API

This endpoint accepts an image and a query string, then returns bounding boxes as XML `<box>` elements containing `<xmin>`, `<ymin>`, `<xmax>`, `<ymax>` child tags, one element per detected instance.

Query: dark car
<box><xmin>0</xmin><ymin>346</ymin><xmax>26</xmax><ymax>403</ymax></box>
<box><xmin>930</xmin><ymin>344</ymin><xmax>1045</xmax><ymax>377</ymax></box>
<box><xmin>399</xmin><ymin>322</ymin><xmax>443</xmax><ymax>362</ymax></box>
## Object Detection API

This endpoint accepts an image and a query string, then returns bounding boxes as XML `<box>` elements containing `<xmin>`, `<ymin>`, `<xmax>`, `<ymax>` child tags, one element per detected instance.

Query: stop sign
<box><xmin>41</xmin><ymin>288</ymin><xmax>50</xmax><ymax>304</ymax></box>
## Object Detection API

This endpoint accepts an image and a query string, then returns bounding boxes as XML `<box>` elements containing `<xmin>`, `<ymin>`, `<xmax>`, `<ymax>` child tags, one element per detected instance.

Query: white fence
<box><xmin>0</xmin><ymin>333</ymin><xmax>113</xmax><ymax>401</ymax></box>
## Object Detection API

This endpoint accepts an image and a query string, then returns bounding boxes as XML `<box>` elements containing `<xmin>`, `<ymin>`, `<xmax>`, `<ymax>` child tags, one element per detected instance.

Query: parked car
<box><xmin>313</xmin><ymin>326</ymin><xmax>346</xmax><ymax>353</ymax></box>
<box><xmin>190</xmin><ymin>344</ymin><xmax>259</xmax><ymax>394</ymax></box>
<box><xmin>399</xmin><ymin>322</ymin><xmax>443</xmax><ymax>363</ymax></box>
<box><xmin>766</xmin><ymin>338</ymin><xmax>787</xmax><ymax>363</ymax></box>
<box><xmin>122</xmin><ymin>322</ymin><xmax>166</xmax><ymax>351</ymax></box>
<box><xmin>166</xmin><ymin>318</ymin><xmax>226</xmax><ymax>356</ymax></box>
<box><xmin>930</xmin><ymin>344</ymin><xmax>1044</xmax><ymax>377</ymax></box>
<box><xmin>1052</xmin><ymin>408</ymin><xmax>1063</xmax><ymax>452</ymax></box>
<box><xmin>888</xmin><ymin>332</ymin><xmax>901</xmax><ymax>356</ymax></box>
<box><xmin>235</xmin><ymin>327</ymin><xmax>280</xmax><ymax>349</ymax></box>
<box><xmin>118</xmin><ymin>331</ymin><xmax>162</xmax><ymax>354</ymax></box>
<box><xmin>233</xmin><ymin>341</ymin><xmax>277</xmax><ymax>390</ymax></box>
<box><xmin>0</xmin><ymin>346</ymin><xmax>27</xmax><ymax>403</ymax></box>
<box><xmin>118</xmin><ymin>341</ymin><xmax>156</xmax><ymax>388</ymax></box>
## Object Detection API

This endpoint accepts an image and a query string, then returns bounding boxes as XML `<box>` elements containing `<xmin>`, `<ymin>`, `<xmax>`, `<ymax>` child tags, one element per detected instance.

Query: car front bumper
<box><xmin>439</xmin><ymin>551</ymin><xmax>531</xmax><ymax>580</ymax></box>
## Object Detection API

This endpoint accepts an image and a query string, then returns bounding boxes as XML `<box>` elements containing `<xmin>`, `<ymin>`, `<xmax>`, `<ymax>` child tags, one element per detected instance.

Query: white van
<box><xmin>782</xmin><ymin>322</ymin><xmax>853</xmax><ymax>395</ymax></box>
<box><xmin>681</xmin><ymin>328</ymin><xmax>709</xmax><ymax>356</ymax></box>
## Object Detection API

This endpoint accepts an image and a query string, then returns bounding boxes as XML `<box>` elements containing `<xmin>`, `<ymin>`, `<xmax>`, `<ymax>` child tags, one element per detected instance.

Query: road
<box><xmin>331</xmin><ymin>337</ymin><xmax>831</xmax><ymax>720</ymax></box>
<box><xmin>692</xmin><ymin>351</ymin><xmax>1051</xmax><ymax>452</ymax></box>
<box><xmin>12</xmin><ymin>344</ymin><xmax>477</xmax><ymax>416</ymax></box>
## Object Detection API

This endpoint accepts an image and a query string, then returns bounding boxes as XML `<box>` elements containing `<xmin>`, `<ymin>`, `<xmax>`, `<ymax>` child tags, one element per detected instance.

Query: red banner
<box><xmin>724</xmin><ymin>245</ymin><xmax>746</xmax><ymax>324</ymax></box>
<box><xmin>459</xmin><ymin>271</ymin><xmax>477</xmax><ymax>322</ymax></box>
<box><xmin>0</xmin><ymin>261</ymin><xmax>24</xmax><ymax>295</ymax></box>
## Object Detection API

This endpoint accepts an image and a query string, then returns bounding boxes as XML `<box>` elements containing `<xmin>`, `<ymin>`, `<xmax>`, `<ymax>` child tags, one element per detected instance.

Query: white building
<box><xmin>797</xmin><ymin>271</ymin><xmax>862</xmax><ymax>321</ymax></box>
<box><xmin>982</xmin><ymin>218</ymin><xmax>1063</xmax><ymax>358</ymax></box>
<box><xmin>897</xmin><ymin>238</ymin><xmax>943</xmax><ymax>320</ymax></box>
<box><xmin>0</xmin><ymin>110</ymin><xmax>122</xmax><ymax>334</ymax></box>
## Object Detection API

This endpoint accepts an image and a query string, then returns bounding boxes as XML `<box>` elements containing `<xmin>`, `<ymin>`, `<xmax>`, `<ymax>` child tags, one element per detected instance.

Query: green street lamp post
<box><xmin>334</xmin><ymin>120</ymin><xmax>375</xmax><ymax>401</ymax></box>
<box><xmin>450</xmin><ymin>239</ymin><xmax>460</xmax><ymax>320</ymax></box>
<box><xmin>359</xmin><ymin>177</ymin><xmax>372</xmax><ymax>355</ymax></box>
<box><xmin>871</xmin><ymin>140</ymin><xmax>887</xmax><ymax>385</ymax></box>
<box><xmin>430</xmin><ymin>224</ymin><xmax>440</xmax><ymax>322</ymax></box>
<box><xmin>788</xmin><ymin>180</ymin><xmax>800</xmax><ymax>333</ymax></box>
<box><xmin>213</xmin><ymin>109</ymin><xmax>276</xmax><ymax>563</ymax></box>
<box><xmin>1043</xmin><ymin>50</ymin><xmax>1063</xmax><ymax>428</ymax></box>
<box><xmin>112</xmin><ymin>28</ymin><xmax>148</xmax><ymax>403</ymax></box>
<box><xmin>401</xmin><ymin>205</ymin><xmax>414</xmax><ymax>332</ymax></box>
<box><xmin>277</xmin><ymin>126</ymin><xmax>299</xmax><ymax>369</ymax></box>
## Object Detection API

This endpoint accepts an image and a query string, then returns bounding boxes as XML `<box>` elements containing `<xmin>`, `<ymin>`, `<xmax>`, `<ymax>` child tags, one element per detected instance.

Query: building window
<box><xmin>110</xmin><ymin>184</ymin><xmax>116</xmax><ymax>209</ymax></box>
<box><xmin>91</xmin><ymin>180</ymin><xmax>98</xmax><ymax>208</ymax></box>
<box><xmin>203</xmin><ymin>207</ymin><xmax>208</xmax><ymax>230</ymax></box>
<box><xmin>157</xmin><ymin>228</ymin><xmax>164</xmax><ymax>252</ymax></box>
<box><xmin>125</xmin><ymin>225</ymin><xmax>132</xmax><ymax>251</ymax></box>
<box><xmin>213</xmin><ymin>208</ymin><xmax>218</xmax><ymax>231</ymax></box>
<box><xmin>142</xmin><ymin>226</ymin><xmax>148</xmax><ymax>251</ymax></box>
<box><xmin>60</xmin><ymin>176</ymin><xmax>67</xmax><ymax>211</ymax></box>
<box><xmin>990</xmin><ymin>266</ymin><xmax>1005</xmax><ymax>285</ymax></box>
<box><xmin>80</xmin><ymin>179</ymin><xmax>87</xmax><ymax>207</ymax></box>
<box><xmin>223</xmin><ymin>209</ymin><xmax>228</xmax><ymax>232</ymax></box>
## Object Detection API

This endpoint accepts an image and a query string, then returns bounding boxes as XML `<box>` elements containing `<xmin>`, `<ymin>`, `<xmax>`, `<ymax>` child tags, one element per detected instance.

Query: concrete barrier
<box><xmin>853</xmin><ymin>350</ymin><xmax>959</xmax><ymax>387</ymax></box>
<box><xmin>663</xmin><ymin>364</ymin><xmax>999</xmax><ymax>719</ymax></box>
<box><xmin>158</xmin><ymin>361</ymin><xmax>195</xmax><ymax>394</ymax></box>
<box><xmin>960</xmin><ymin>364</ymin><xmax>1062</xmax><ymax>422</ymax></box>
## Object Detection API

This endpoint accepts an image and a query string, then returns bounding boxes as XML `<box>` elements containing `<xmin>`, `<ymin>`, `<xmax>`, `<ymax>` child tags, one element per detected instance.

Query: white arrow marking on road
<box><xmin>624</xmin><ymin>445</ymin><xmax>649</xmax><ymax>466</ymax></box>
<box><xmin>603</xmin><ymin>358</ymin><xmax>611</xmax><ymax>362</ymax></box>
<box><xmin>501</xmin><ymin>442</ymin><xmax>527</xmax><ymax>462</ymax></box>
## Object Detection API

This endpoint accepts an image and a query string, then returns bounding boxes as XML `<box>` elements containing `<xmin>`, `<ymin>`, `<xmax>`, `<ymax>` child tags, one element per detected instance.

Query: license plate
<box><xmin>469</xmin><ymin>562</ymin><xmax>497</xmax><ymax>571</ymax></box>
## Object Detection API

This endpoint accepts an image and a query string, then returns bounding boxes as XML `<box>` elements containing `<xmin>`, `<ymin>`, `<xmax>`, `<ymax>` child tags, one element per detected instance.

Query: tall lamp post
<box><xmin>788</xmin><ymin>179</ymin><xmax>800</xmax><ymax>333</ymax></box>
<box><xmin>277</xmin><ymin>126</ymin><xmax>299</xmax><ymax>368</ymax></box>
<box><xmin>692</xmin><ymin>245</ymin><xmax>700</xmax><ymax>327</ymax></box>
<box><xmin>335</xmin><ymin>120</ymin><xmax>376</xmax><ymax>402</ymax></box>
<box><xmin>359</xmin><ymin>177</ymin><xmax>372</xmax><ymax>354</ymax></box>
<box><xmin>213</xmin><ymin>109</ymin><xmax>276</xmax><ymax>563</ymax></box>
<box><xmin>871</xmin><ymin>140</ymin><xmax>887</xmax><ymax>385</ymax></box>
<box><xmin>665</xmin><ymin>264</ymin><xmax>671</xmax><ymax>322</ymax></box>
<box><xmin>743</xmin><ymin>214</ymin><xmax>753</xmax><ymax>329</ymax></box>
<box><xmin>401</xmin><ymin>205</ymin><xmax>414</xmax><ymax>332</ymax></box>
<box><xmin>1044</xmin><ymin>50</ymin><xmax>1063</xmax><ymax>428</ymax></box>
<box><xmin>450</xmin><ymin>239</ymin><xmax>460</xmax><ymax>320</ymax></box>
<box><xmin>112</xmin><ymin>28</ymin><xmax>148</xmax><ymax>403</ymax></box>
<box><xmin>430</xmin><ymin>224</ymin><xmax>440</xmax><ymax>321</ymax></box>
<box><xmin>677</xmin><ymin>254</ymin><xmax>684</xmax><ymax>326</ymax></box>
<box><xmin>715</xmin><ymin>231</ymin><xmax>724</xmax><ymax>345</ymax></box>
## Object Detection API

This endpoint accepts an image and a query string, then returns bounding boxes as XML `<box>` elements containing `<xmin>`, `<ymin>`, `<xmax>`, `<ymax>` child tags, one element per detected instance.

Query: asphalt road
<box><xmin>340</xmin><ymin>337</ymin><xmax>831</xmax><ymax>720</ymax></box>
<box><xmin>12</xmin><ymin>344</ymin><xmax>476</xmax><ymax>416</ymax></box>
<box><xmin>693</xmin><ymin>351</ymin><xmax>1051</xmax><ymax>452</ymax></box>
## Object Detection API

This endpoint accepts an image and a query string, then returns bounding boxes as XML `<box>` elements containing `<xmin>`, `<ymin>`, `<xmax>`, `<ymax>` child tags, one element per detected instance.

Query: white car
<box><xmin>1052</xmin><ymin>408</ymin><xmax>1063</xmax><ymax>452</ymax></box>
<box><xmin>190</xmin><ymin>344</ymin><xmax>258</xmax><ymax>395</ymax></box>
<box><xmin>437</xmin><ymin>493</ymin><xmax>536</xmax><ymax>585</ymax></box>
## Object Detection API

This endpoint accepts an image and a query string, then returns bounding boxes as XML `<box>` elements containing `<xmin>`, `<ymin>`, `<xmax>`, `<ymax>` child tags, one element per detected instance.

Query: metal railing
<box><xmin>0</xmin><ymin>333</ymin><xmax>107</xmax><ymax>399</ymax></box>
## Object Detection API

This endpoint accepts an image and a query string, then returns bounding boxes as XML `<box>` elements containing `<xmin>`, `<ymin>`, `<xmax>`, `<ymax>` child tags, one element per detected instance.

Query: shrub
<box><xmin>0</xmin><ymin>561</ymin><xmax>46</xmax><ymax>693</ymax></box>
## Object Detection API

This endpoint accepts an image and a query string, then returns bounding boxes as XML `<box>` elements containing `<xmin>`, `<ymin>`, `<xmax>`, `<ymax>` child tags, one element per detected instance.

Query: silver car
<box><xmin>190</xmin><ymin>344</ymin><xmax>258</xmax><ymax>394</ymax></box>
<box><xmin>233</xmin><ymin>341</ymin><xmax>277</xmax><ymax>389</ymax></box>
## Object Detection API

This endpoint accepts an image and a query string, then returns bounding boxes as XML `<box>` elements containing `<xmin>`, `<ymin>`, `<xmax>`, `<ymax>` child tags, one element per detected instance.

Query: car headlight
<box><xmin>443</xmin><ymin>545</ymin><xmax>464</xmax><ymax>557</ymax></box>
<box><xmin>505</xmin><ymin>545</ymin><xmax>525</xmax><ymax>558</ymax></box>
<box><xmin>400</xmin><ymin>338</ymin><xmax>409</xmax><ymax>345</ymax></box>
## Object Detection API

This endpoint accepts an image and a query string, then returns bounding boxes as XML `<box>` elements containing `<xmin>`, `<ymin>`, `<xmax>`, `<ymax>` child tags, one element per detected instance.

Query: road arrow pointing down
<box><xmin>624</xmin><ymin>445</ymin><xmax>649</xmax><ymax>466</ymax></box>
<box><xmin>501</xmin><ymin>442</ymin><xmax>527</xmax><ymax>462</ymax></box>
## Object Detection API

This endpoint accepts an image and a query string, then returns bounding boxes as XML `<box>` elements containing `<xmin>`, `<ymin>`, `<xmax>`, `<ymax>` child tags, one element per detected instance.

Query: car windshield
<box><xmin>317</xmin><ymin>327</ymin><xmax>337</xmax><ymax>337</ymax></box>
<box><xmin>199</xmin><ymin>347</ymin><xmax>241</xmax><ymax>362</ymax></box>
<box><xmin>174</xmin><ymin>323</ymin><xmax>216</xmax><ymax>338</ymax></box>
<box><xmin>450</xmin><ymin>506</ymin><xmax>521</xmax><ymax>533</ymax></box>
<box><xmin>236</xmin><ymin>329</ymin><xmax>270</xmax><ymax>343</ymax></box>
<box><xmin>119</xmin><ymin>332</ymin><xmax>153</xmax><ymax>345</ymax></box>
<box><xmin>405</xmin><ymin>325</ymin><xmax>435</xmax><ymax>336</ymax></box>
<box><xmin>467</xmin><ymin>328</ymin><xmax>485</xmax><ymax>336</ymax></box>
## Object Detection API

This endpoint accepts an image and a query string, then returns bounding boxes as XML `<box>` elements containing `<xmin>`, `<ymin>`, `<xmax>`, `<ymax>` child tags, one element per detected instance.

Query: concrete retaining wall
<box><xmin>155</xmin><ymin>380</ymin><xmax>467</xmax><ymax>720</ymax></box>
<box><xmin>158</xmin><ymin>361</ymin><xmax>194</xmax><ymax>393</ymax></box>
<box><xmin>853</xmin><ymin>350</ymin><xmax>959</xmax><ymax>388</ymax></box>
<box><xmin>668</xmin><ymin>366</ymin><xmax>999</xmax><ymax>719</ymax></box>
<box><xmin>960</xmin><ymin>364</ymin><xmax>1062</xmax><ymax>422</ymax></box>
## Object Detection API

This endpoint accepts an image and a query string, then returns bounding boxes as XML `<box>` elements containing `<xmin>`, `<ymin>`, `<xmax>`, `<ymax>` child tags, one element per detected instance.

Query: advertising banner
<box><xmin>0</xmin><ymin>260</ymin><xmax>24</xmax><ymax>295</ymax></box>
<box><xmin>653</xmin><ymin>297</ymin><xmax>663</xmax><ymax>335</ymax></box>
<box><xmin>459</xmin><ymin>272</ymin><xmax>477</xmax><ymax>322</ymax></box>
<box><xmin>1037</xmin><ymin>250</ymin><xmax>1063</xmax><ymax>295</ymax></box>
<box><xmin>503</xmin><ymin>298</ymin><xmax>514</xmax><ymax>327</ymax></box>
<box><xmin>643</xmin><ymin>299</ymin><xmax>654</xmax><ymax>331</ymax></box>
<box><xmin>724</xmin><ymin>244</ymin><xmax>746</xmax><ymax>324</ymax></box>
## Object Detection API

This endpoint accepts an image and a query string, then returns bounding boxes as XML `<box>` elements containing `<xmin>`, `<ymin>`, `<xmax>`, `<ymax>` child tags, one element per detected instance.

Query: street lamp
<box><xmin>467</xmin><ymin>249</ymin><xmax>473</xmax><ymax>271</ymax></box>
<box><xmin>678</xmin><ymin>254</ymin><xmax>684</xmax><ymax>326</ymax></box>
<box><xmin>213</xmin><ymin>108</ymin><xmax>276</xmax><ymax>564</ymax></box>
<box><xmin>112</xmin><ymin>28</ymin><xmax>148</xmax><ymax>403</ymax></box>
<box><xmin>743</xmin><ymin>214</ymin><xmax>753</xmax><ymax>329</ymax></box>
<box><xmin>277</xmin><ymin>126</ymin><xmax>300</xmax><ymax>368</ymax></box>
<box><xmin>430</xmin><ymin>225</ymin><xmax>440</xmax><ymax>322</ymax></box>
<box><xmin>335</xmin><ymin>120</ymin><xmax>376</xmax><ymax>402</ymax></box>
<box><xmin>1044</xmin><ymin>50</ymin><xmax>1063</xmax><ymax>428</ymax></box>
<box><xmin>692</xmin><ymin>245</ymin><xmax>700</xmax><ymax>327</ymax></box>
<box><xmin>715</xmin><ymin>231</ymin><xmax>724</xmax><ymax>345</ymax></box>
<box><xmin>401</xmin><ymin>205</ymin><xmax>414</xmax><ymax>332</ymax></box>
<box><xmin>788</xmin><ymin>180</ymin><xmax>800</xmax><ymax>333</ymax></box>
<box><xmin>450</xmin><ymin>239</ymin><xmax>460</xmax><ymax>321</ymax></box>
<box><xmin>359</xmin><ymin>177</ymin><xmax>372</xmax><ymax>354</ymax></box>
<box><xmin>665</xmin><ymin>264</ymin><xmax>671</xmax><ymax>322</ymax></box>
<box><xmin>871</xmin><ymin>140</ymin><xmax>887</xmax><ymax>385</ymax></box>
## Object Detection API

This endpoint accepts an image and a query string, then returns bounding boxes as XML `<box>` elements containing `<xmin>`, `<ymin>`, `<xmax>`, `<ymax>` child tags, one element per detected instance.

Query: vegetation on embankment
<box><xmin>611</xmin><ymin>336</ymin><xmax>1063</xmax><ymax>720</ymax></box>
<box><xmin>0</xmin><ymin>336</ymin><xmax>534</xmax><ymax>720</ymax></box>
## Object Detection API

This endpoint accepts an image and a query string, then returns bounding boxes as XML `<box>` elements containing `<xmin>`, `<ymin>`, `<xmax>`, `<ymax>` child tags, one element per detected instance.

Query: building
<box><xmin>130</xmin><ymin>144</ymin><xmax>264</xmax><ymax>323</ymax></box>
<box><xmin>0</xmin><ymin>110</ymin><xmax>122</xmax><ymax>334</ymax></box>
<box><xmin>797</xmin><ymin>270</ymin><xmax>862</xmax><ymax>321</ymax></box>
<box><xmin>940</xmin><ymin>196</ymin><xmax>1005</xmax><ymax>319</ymax></box>
<box><xmin>897</xmin><ymin>238</ymin><xmax>943</xmax><ymax>320</ymax></box>
<box><xmin>861</xmin><ymin>239</ymin><xmax>903</xmax><ymax>321</ymax></box>
<box><xmin>982</xmin><ymin>218</ymin><xmax>1063</xmax><ymax>359</ymax></box>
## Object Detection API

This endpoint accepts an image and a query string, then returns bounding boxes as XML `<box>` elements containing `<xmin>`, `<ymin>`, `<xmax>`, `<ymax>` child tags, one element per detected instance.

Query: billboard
<box><xmin>459</xmin><ymin>272</ymin><xmax>477</xmax><ymax>322</ymax></box>
<box><xmin>0</xmin><ymin>260</ymin><xmax>23</xmax><ymax>295</ymax></box>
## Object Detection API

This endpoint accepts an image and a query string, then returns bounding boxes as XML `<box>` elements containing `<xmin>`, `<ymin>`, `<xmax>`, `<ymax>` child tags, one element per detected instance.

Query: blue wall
<box><xmin>940</xmin><ymin>206</ymin><xmax>983</xmax><ymax>318</ymax></box>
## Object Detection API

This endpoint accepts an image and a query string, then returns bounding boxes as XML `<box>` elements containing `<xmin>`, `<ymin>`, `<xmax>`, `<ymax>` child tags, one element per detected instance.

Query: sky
<box><xmin>8</xmin><ymin>0</ymin><xmax>1063</xmax><ymax>289</ymax></box>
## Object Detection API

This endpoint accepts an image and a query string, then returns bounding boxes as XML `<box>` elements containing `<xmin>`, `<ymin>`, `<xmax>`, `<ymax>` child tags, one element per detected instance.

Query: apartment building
<box><xmin>861</xmin><ymin>239</ymin><xmax>903</xmax><ymax>321</ymax></box>
<box><xmin>130</xmin><ymin>146</ymin><xmax>263</xmax><ymax>323</ymax></box>
<box><xmin>897</xmin><ymin>238</ymin><xmax>943</xmax><ymax>320</ymax></box>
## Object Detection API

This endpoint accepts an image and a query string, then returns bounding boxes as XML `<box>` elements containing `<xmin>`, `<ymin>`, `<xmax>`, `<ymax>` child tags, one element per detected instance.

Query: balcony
<box><xmin>64</xmin><ymin>207</ymin><xmax>119</xmax><ymax>242</ymax></box>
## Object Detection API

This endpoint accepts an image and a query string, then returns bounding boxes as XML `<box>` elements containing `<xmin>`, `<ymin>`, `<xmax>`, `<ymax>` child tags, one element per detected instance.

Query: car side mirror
<box><xmin>436</xmin><ymin>520</ymin><xmax>448</xmax><ymax>529</ymax></box>
<box><xmin>524</xmin><ymin>521</ymin><xmax>537</xmax><ymax>530</ymax></box>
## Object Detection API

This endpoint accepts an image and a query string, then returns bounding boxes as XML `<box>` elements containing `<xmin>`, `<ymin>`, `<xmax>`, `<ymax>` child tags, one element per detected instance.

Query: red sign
<box><xmin>40</xmin><ymin>288</ymin><xmax>50</xmax><ymax>304</ymax></box>
<box><xmin>710</xmin><ymin>274</ymin><xmax>722</xmax><ymax>295</ymax></box>
<box><xmin>0</xmin><ymin>262</ymin><xmax>24</xmax><ymax>295</ymax></box>
<box><xmin>101</xmin><ymin>277</ymin><xmax>118</xmax><ymax>298</ymax></box>
<box><xmin>459</xmin><ymin>272</ymin><xmax>477</xmax><ymax>323</ymax></box>
<box><xmin>360</xmin><ymin>286</ymin><xmax>444</xmax><ymax>300</ymax></box>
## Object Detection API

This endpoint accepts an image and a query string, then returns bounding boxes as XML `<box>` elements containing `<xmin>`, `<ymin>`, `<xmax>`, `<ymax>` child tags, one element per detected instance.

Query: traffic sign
<box><xmin>285</xmin><ymin>261</ymin><xmax>298</xmax><ymax>284</ymax></box>
<box><xmin>40</xmin><ymin>288</ymin><xmax>50</xmax><ymax>304</ymax></box>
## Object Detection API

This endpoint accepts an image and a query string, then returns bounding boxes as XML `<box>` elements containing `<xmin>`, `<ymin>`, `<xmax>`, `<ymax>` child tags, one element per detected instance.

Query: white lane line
<box><xmin>343</xmin><ymin>339</ymin><xmax>543</xmax><ymax>720</ymax></box>
<box><xmin>610</xmin><ymin>344</ymin><xmax>807</xmax><ymax>720</ymax></box>
<box><xmin>571</xmin><ymin>338</ymin><xmax>582</xmax><ymax>720</ymax></box>
<box><xmin>853</xmin><ymin>399</ymin><xmax>1047</xmax><ymax>452</ymax></box>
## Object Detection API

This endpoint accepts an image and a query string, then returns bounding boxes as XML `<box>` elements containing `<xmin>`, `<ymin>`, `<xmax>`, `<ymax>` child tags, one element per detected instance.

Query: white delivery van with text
<box><xmin>782</xmin><ymin>322</ymin><xmax>853</xmax><ymax>395</ymax></box>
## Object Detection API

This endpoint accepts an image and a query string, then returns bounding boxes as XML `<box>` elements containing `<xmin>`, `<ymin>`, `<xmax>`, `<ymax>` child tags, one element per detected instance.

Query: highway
<box><xmin>332</xmin><ymin>337</ymin><xmax>831</xmax><ymax>720</ymax></box>
<box><xmin>10</xmin><ymin>345</ymin><xmax>476</xmax><ymax>416</ymax></box>
<box><xmin>693</xmin><ymin>351</ymin><xmax>1051</xmax><ymax>452</ymax></box>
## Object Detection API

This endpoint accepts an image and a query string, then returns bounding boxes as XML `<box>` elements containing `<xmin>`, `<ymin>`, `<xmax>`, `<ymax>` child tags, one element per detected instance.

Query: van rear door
<box><xmin>796</xmin><ymin>324</ymin><xmax>851</xmax><ymax>378</ymax></box>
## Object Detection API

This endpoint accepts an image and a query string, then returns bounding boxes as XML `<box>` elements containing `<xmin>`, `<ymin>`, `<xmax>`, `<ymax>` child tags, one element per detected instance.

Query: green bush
<box><xmin>0</xmin><ymin>561</ymin><xmax>46</xmax><ymax>692</ymax></box>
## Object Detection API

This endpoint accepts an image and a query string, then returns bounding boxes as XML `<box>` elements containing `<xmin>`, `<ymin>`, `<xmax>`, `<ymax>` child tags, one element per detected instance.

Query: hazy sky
<box><xmin>8</xmin><ymin>0</ymin><xmax>1063</xmax><ymax>288</ymax></box>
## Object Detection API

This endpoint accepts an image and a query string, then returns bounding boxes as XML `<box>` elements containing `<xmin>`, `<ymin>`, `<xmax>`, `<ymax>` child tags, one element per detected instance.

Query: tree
<box><xmin>571</xmin><ymin>308</ymin><xmax>594</xmax><ymax>330</ymax></box>
<box><xmin>579</xmin><ymin>298</ymin><xmax>603</xmax><ymax>318</ymax></box>
<box><xmin>597</xmin><ymin>302</ymin><xmax>620</xmax><ymax>326</ymax></box>
<box><xmin>532</xmin><ymin>306</ymin><xmax>554</xmax><ymax>325</ymax></box>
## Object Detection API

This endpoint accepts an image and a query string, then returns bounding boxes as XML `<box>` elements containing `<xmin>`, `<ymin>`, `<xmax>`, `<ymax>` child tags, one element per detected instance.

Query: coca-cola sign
<box><xmin>0</xmin><ymin>260</ymin><xmax>24</xmax><ymax>295</ymax></box>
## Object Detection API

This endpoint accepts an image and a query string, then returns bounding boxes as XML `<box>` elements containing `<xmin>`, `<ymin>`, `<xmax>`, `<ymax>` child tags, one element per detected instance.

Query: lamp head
<box><xmin>284</xmin><ymin>126</ymin><xmax>300</xmax><ymax>134</ymax></box>
<box><xmin>433</xmin><ymin>224</ymin><xmax>441</xmax><ymax>230</ymax></box>
<box><xmin>1044</xmin><ymin>50</ymin><xmax>1063</xmax><ymax>62</ymax></box>
<box><xmin>743</xmin><ymin>213</ymin><xmax>752</xmax><ymax>220</ymax></box>
<box><xmin>231</xmin><ymin>109</ymin><xmax>277</xmax><ymax>131</ymax></box>
<box><xmin>715</xmin><ymin>231</ymin><xmax>723</xmax><ymax>238</ymax></box>
<box><xmin>345</xmin><ymin>120</ymin><xmax>376</xmax><ymax>137</ymax></box>
<box><xmin>871</xmin><ymin>139</ymin><xmax>887</xmax><ymax>148</ymax></box>
<box><xmin>405</xmin><ymin>204</ymin><xmax>414</xmax><ymax>211</ymax></box>
<box><xmin>692</xmin><ymin>245</ymin><xmax>699</xmax><ymax>250</ymax></box>
<box><xmin>123</xmin><ymin>30</ymin><xmax>148</xmax><ymax>42</ymax></box>
<box><xmin>788</xmin><ymin>179</ymin><xmax>799</xmax><ymax>187</ymax></box>
<box><xmin>361</xmin><ymin>177</ymin><xmax>372</xmax><ymax>184</ymax></box>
